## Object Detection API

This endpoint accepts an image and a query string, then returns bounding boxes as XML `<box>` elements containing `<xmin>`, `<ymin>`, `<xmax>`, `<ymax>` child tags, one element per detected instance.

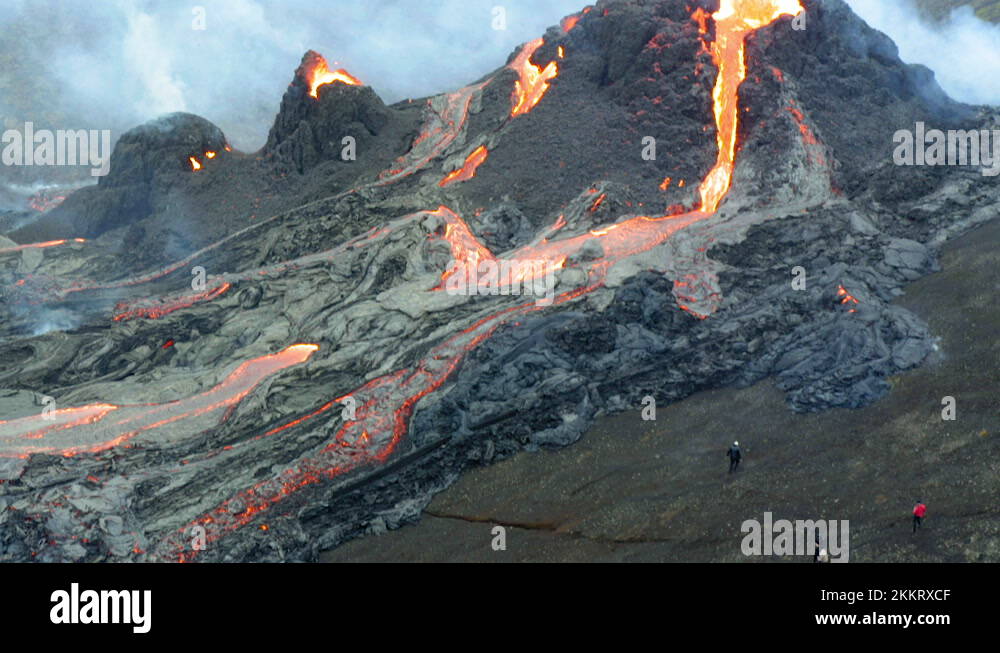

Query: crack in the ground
<box><xmin>423</xmin><ymin>509</ymin><xmax>691</xmax><ymax>546</ymax></box>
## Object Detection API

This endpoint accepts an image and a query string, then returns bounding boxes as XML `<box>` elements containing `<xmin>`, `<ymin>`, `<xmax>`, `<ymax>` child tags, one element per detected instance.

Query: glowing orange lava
<box><xmin>306</xmin><ymin>56</ymin><xmax>363</xmax><ymax>98</ymax></box>
<box><xmin>189</xmin><ymin>157</ymin><xmax>202</xmax><ymax>171</ymax></box>
<box><xmin>0</xmin><ymin>238</ymin><xmax>85</xmax><ymax>256</ymax></box>
<box><xmin>439</xmin><ymin>145</ymin><xmax>490</xmax><ymax>187</ymax></box>
<box><xmin>112</xmin><ymin>283</ymin><xmax>232</xmax><ymax>322</ymax></box>
<box><xmin>698</xmin><ymin>0</ymin><xmax>803</xmax><ymax>213</ymax></box>
<box><xmin>838</xmin><ymin>285</ymin><xmax>859</xmax><ymax>313</ymax></box>
<box><xmin>0</xmin><ymin>345</ymin><xmax>319</xmax><ymax>459</ymax></box>
<box><xmin>561</xmin><ymin>8</ymin><xmax>591</xmax><ymax>33</ymax></box>
<box><xmin>692</xmin><ymin>7</ymin><xmax>711</xmax><ymax>34</ymax></box>
<box><xmin>510</xmin><ymin>38</ymin><xmax>559</xmax><ymax>117</ymax></box>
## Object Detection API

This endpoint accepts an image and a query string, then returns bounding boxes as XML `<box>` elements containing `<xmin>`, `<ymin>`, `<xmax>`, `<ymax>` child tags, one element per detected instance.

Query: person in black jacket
<box><xmin>727</xmin><ymin>441</ymin><xmax>742</xmax><ymax>473</ymax></box>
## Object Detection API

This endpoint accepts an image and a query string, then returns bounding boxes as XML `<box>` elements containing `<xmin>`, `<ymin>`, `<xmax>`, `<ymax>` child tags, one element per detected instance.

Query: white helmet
<box><xmin>734</xmin><ymin>441</ymin><xmax>739</xmax><ymax>446</ymax></box>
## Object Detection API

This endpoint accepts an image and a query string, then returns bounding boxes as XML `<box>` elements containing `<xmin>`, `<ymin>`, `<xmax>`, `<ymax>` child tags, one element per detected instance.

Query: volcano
<box><xmin>0</xmin><ymin>0</ymin><xmax>997</xmax><ymax>563</ymax></box>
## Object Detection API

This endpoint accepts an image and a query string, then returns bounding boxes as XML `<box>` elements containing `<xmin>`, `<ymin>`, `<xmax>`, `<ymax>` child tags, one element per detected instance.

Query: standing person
<box><xmin>913</xmin><ymin>500</ymin><xmax>927</xmax><ymax>533</ymax></box>
<box><xmin>727</xmin><ymin>441</ymin><xmax>742</xmax><ymax>473</ymax></box>
<box><xmin>812</xmin><ymin>534</ymin><xmax>829</xmax><ymax>563</ymax></box>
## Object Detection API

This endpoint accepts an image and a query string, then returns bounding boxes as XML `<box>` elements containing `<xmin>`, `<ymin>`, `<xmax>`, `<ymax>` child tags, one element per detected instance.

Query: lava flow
<box><xmin>837</xmin><ymin>284</ymin><xmax>860</xmax><ymax>312</ymax></box>
<box><xmin>0</xmin><ymin>238</ymin><xmax>85</xmax><ymax>256</ymax></box>
<box><xmin>0</xmin><ymin>344</ymin><xmax>318</xmax><ymax>458</ymax></box>
<box><xmin>112</xmin><ymin>282</ymin><xmax>232</xmax><ymax>322</ymax></box>
<box><xmin>159</xmin><ymin>270</ymin><xmax>600</xmax><ymax>562</ymax></box>
<box><xmin>377</xmin><ymin>80</ymin><xmax>490</xmax><ymax>185</ymax></box>
<box><xmin>561</xmin><ymin>7</ymin><xmax>591</xmax><ymax>32</ymax></box>
<box><xmin>698</xmin><ymin>0</ymin><xmax>803</xmax><ymax>213</ymax></box>
<box><xmin>439</xmin><ymin>145</ymin><xmax>490</xmax><ymax>187</ymax></box>
<box><xmin>29</xmin><ymin>191</ymin><xmax>67</xmax><ymax>213</ymax></box>
<box><xmin>510</xmin><ymin>38</ymin><xmax>559</xmax><ymax>117</ymax></box>
<box><xmin>438</xmin><ymin>0</ymin><xmax>805</xmax><ymax>301</ymax></box>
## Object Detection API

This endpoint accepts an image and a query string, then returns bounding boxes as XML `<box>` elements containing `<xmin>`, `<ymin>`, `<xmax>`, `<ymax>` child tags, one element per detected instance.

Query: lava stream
<box><xmin>510</xmin><ymin>38</ymin><xmax>559</xmax><ymax>117</ymax></box>
<box><xmin>0</xmin><ymin>239</ymin><xmax>85</xmax><ymax>256</ymax></box>
<box><xmin>158</xmin><ymin>277</ymin><xmax>601</xmax><ymax>561</ymax></box>
<box><xmin>698</xmin><ymin>0</ymin><xmax>803</xmax><ymax>213</ymax></box>
<box><xmin>439</xmin><ymin>145</ymin><xmax>490</xmax><ymax>187</ymax></box>
<box><xmin>0</xmin><ymin>345</ymin><xmax>318</xmax><ymax>458</ymax></box>
<box><xmin>377</xmin><ymin>81</ymin><xmax>489</xmax><ymax>185</ymax></box>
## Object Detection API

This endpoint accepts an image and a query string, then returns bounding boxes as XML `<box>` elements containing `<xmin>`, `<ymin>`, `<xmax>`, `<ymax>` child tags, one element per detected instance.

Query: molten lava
<box><xmin>305</xmin><ymin>55</ymin><xmax>363</xmax><ymax>98</ymax></box>
<box><xmin>838</xmin><ymin>285</ymin><xmax>860</xmax><ymax>312</ymax></box>
<box><xmin>112</xmin><ymin>283</ymin><xmax>232</xmax><ymax>322</ymax></box>
<box><xmin>29</xmin><ymin>192</ymin><xmax>67</xmax><ymax>213</ymax></box>
<box><xmin>510</xmin><ymin>38</ymin><xmax>559</xmax><ymax>117</ymax></box>
<box><xmin>377</xmin><ymin>81</ymin><xmax>489</xmax><ymax>185</ymax></box>
<box><xmin>697</xmin><ymin>0</ymin><xmax>803</xmax><ymax>213</ymax></box>
<box><xmin>561</xmin><ymin>8</ymin><xmax>590</xmax><ymax>33</ymax></box>
<box><xmin>0</xmin><ymin>345</ymin><xmax>319</xmax><ymax>459</ymax></box>
<box><xmin>189</xmin><ymin>157</ymin><xmax>202</xmax><ymax>171</ymax></box>
<box><xmin>692</xmin><ymin>7</ymin><xmax>711</xmax><ymax>34</ymax></box>
<box><xmin>18</xmin><ymin>2</ymin><xmax>816</xmax><ymax>560</ymax></box>
<box><xmin>0</xmin><ymin>238</ymin><xmax>85</xmax><ymax>256</ymax></box>
<box><xmin>439</xmin><ymin>145</ymin><xmax>490</xmax><ymax>187</ymax></box>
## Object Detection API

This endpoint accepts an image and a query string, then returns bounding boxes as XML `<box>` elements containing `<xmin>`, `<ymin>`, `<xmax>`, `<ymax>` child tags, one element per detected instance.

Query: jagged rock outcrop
<box><xmin>263</xmin><ymin>50</ymin><xmax>392</xmax><ymax>175</ymax></box>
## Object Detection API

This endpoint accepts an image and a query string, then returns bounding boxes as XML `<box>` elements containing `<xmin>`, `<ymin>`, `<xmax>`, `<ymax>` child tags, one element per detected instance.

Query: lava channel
<box><xmin>0</xmin><ymin>344</ymin><xmax>318</xmax><ymax>458</ymax></box>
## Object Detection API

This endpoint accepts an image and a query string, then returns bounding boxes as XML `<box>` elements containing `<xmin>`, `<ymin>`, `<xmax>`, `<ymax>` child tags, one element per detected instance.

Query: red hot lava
<box><xmin>838</xmin><ymin>285</ymin><xmax>859</xmax><ymax>312</ymax></box>
<box><xmin>304</xmin><ymin>53</ymin><xmax>363</xmax><ymax>98</ymax></box>
<box><xmin>439</xmin><ymin>145</ymin><xmax>490</xmax><ymax>187</ymax></box>
<box><xmin>698</xmin><ymin>0</ymin><xmax>803</xmax><ymax>213</ymax></box>
<box><xmin>561</xmin><ymin>7</ymin><xmax>591</xmax><ymax>32</ymax></box>
<box><xmin>0</xmin><ymin>238</ymin><xmax>85</xmax><ymax>256</ymax></box>
<box><xmin>510</xmin><ymin>38</ymin><xmax>559</xmax><ymax>117</ymax></box>
<box><xmin>0</xmin><ymin>345</ymin><xmax>319</xmax><ymax>459</ymax></box>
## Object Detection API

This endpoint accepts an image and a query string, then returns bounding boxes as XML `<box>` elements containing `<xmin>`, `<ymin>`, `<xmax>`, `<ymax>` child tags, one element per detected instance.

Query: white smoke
<box><xmin>846</xmin><ymin>0</ymin><xmax>1000</xmax><ymax>106</ymax></box>
<box><xmin>0</xmin><ymin>0</ymin><xmax>584</xmax><ymax>152</ymax></box>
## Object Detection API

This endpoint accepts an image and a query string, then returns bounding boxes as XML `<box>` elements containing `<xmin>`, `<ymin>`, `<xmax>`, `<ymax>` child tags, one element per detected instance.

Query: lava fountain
<box><xmin>304</xmin><ymin>53</ymin><xmax>363</xmax><ymax>98</ymax></box>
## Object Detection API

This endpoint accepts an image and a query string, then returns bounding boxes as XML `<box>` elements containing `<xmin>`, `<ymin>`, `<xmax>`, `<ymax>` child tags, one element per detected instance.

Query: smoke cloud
<box><xmin>845</xmin><ymin>0</ymin><xmax>1000</xmax><ymax>106</ymax></box>
<box><xmin>0</xmin><ymin>0</ymin><xmax>583</xmax><ymax>154</ymax></box>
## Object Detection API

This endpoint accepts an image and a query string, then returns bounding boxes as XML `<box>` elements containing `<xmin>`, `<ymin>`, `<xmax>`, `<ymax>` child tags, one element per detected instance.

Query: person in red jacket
<box><xmin>913</xmin><ymin>500</ymin><xmax>927</xmax><ymax>533</ymax></box>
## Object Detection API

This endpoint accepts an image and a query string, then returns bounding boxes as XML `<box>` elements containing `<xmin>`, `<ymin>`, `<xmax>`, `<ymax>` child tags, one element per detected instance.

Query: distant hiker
<box><xmin>727</xmin><ymin>441</ymin><xmax>742</xmax><ymax>473</ymax></box>
<box><xmin>813</xmin><ymin>535</ymin><xmax>822</xmax><ymax>562</ymax></box>
<box><xmin>913</xmin><ymin>500</ymin><xmax>927</xmax><ymax>533</ymax></box>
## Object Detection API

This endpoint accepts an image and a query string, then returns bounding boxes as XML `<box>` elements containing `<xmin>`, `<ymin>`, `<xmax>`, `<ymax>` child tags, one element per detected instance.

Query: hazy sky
<box><xmin>0</xmin><ymin>0</ymin><xmax>997</xmax><ymax>155</ymax></box>
<box><xmin>1</xmin><ymin>0</ymin><xmax>584</xmax><ymax>151</ymax></box>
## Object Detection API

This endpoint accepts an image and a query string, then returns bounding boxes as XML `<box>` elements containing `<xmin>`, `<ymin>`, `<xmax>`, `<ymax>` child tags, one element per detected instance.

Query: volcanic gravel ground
<box><xmin>320</xmin><ymin>218</ymin><xmax>1000</xmax><ymax>562</ymax></box>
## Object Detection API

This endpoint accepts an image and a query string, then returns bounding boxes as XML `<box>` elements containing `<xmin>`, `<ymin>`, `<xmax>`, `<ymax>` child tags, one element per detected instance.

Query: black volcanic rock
<box><xmin>100</xmin><ymin>112</ymin><xmax>227</xmax><ymax>189</ymax></box>
<box><xmin>747</xmin><ymin>0</ymin><xmax>977</xmax><ymax>201</ymax></box>
<box><xmin>9</xmin><ymin>113</ymin><xmax>228</xmax><ymax>241</ymax></box>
